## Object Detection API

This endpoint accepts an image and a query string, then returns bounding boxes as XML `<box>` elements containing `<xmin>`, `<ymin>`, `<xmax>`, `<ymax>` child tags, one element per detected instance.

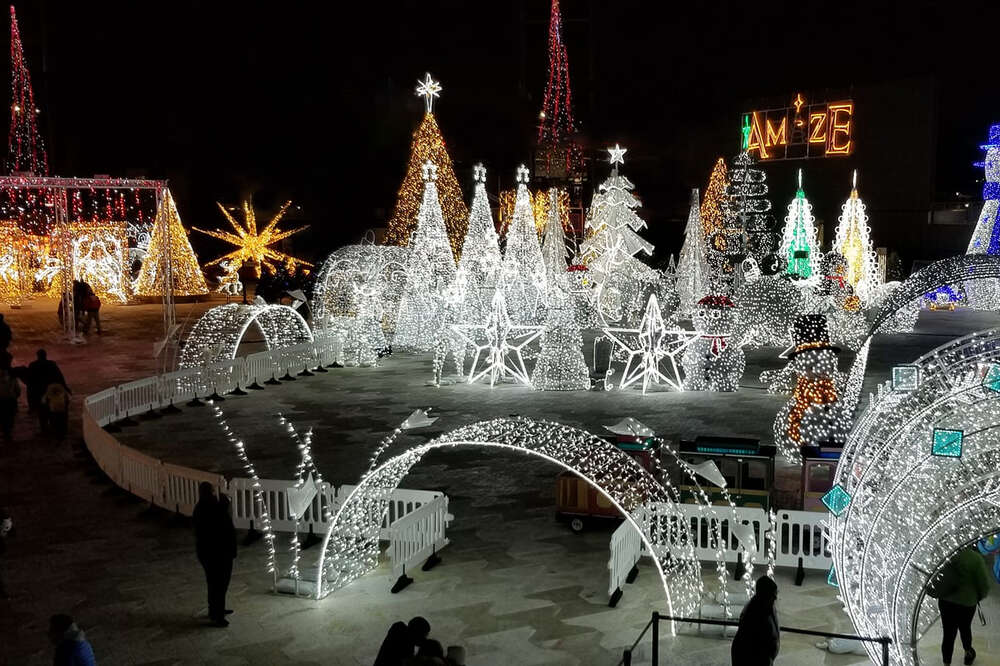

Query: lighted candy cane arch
<box><xmin>830</xmin><ymin>328</ymin><xmax>1000</xmax><ymax>665</ymax></box>
<box><xmin>316</xmin><ymin>417</ymin><xmax>712</xmax><ymax>630</ymax></box>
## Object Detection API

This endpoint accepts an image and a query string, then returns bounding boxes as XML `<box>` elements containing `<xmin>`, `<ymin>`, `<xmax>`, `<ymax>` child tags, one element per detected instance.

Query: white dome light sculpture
<box><xmin>179</xmin><ymin>302</ymin><xmax>312</xmax><ymax>368</ymax></box>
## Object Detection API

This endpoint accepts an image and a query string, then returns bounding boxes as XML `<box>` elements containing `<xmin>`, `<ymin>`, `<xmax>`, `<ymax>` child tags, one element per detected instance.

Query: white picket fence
<box><xmin>608</xmin><ymin>504</ymin><xmax>832</xmax><ymax>601</ymax></box>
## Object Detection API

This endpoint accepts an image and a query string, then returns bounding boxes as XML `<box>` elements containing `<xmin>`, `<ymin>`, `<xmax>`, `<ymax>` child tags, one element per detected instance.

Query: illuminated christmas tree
<box><xmin>675</xmin><ymin>189</ymin><xmax>710</xmax><ymax>314</ymax></box>
<box><xmin>6</xmin><ymin>5</ymin><xmax>46</xmax><ymax>175</ymax></box>
<box><xmin>393</xmin><ymin>161</ymin><xmax>458</xmax><ymax>350</ymax></box>
<box><xmin>780</xmin><ymin>170</ymin><xmax>819</xmax><ymax>281</ymax></box>
<box><xmin>531</xmin><ymin>287</ymin><xmax>590</xmax><ymax>390</ymax></box>
<box><xmin>134</xmin><ymin>190</ymin><xmax>208</xmax><ymax>296</ymax></box>
<box><xmin>500</xmin><ymin>165</ymin><xmax>547</xmax><ymax>325</ymax></box>
<box><xmin>540</xmin><ymin>187</ymin><xmax>569</xmax><ymax>285</ymax></box>
<box><xmin>728</xmin><ymin>119</ymin><xmax>777</xmax><ymax>273</ymax></box>
<box><xmin>834</xmin><ymin>170</ymin><xmax>877</xmax><ymax>302</ymax></box>
<box><xmin>700</xmin><ymin>158</ymin><xmax>728</xmax><ymax>243</ymax></box>
<box><xmin>535</xmin><ymin>0</ymin><xmax>583</xmax><ymax>178</ymax></box>
<box><xmin>385</xmin><ymin>74</ymin><xmax>468</xmax><ymax>260</ymax></box>
<box><xmin>456</xmin><ymin>164</ymin><xmax>502</xmax><ymax>325</ymax></box>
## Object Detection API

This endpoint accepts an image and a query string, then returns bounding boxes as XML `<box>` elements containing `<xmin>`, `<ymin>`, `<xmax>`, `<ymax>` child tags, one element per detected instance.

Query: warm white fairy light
<box><xmin>604</xmin><ymin>294</ymin><xmax>700</xmax><ymax>393</ymax></box>
<box><xmin>455</xmin><ymin>164</ymin><xmax>502</xmax><ymax>326</ymax></box>
<box><xmin>72</xmin><ymin>226</ymin><xmax>129</xmax><ymax>303</ymax></box>
<box><xmin>830</xmin><ymin>329</ymin><xmax>1000</xmax><ymax>666</ymax></box>
<box><xmin>500</xmin><ymin>164</ymin><xmax>547</xmax><ymax>326</ymax></box>
<box><xmin>315</xmin><ymin>416</ymin><xmax>708</xmax><ymax>634</ymax></box>
<box><xmin>394</xmin><ymin>160</ymin><xmax>459</xmax><ymax>350</ymax></box>
<box><xmin>178</xmin><ymin>302</ymin><xmax>313</xmax><ymax>369</ymax></box>
<box><xmin>452</xmin><ymin>289</ymin><xmax>542</xmax><ymax>387</ymax></box>
<box><xmin>834</xmin><ymin>171</ymin><xmax>878</xmax><ymax>303</ymax></box>
<box><xmin>214</xmin><ymin>259</ymin><xmax>242</xmax><ymax>297</ymax></box>
<box><xmin>682</xmin><ymin>294</ymin><xmax>745</xmax><ymax>392</ymax></box>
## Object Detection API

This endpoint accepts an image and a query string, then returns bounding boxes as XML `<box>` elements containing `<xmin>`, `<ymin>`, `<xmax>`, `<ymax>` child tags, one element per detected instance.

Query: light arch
<box><xmin>316</xmin><ymin>417</ymin><xmax>707</xmax><ymax>632</ymax></box>
<box><xmin>178</xmin><ymin>302</ymin><xmax>312</xmax><ymax>368</ymax></box>
<box><xmin>831</xmin><ymin>335</ymin><xmax>1000</xmax><ymax>666</ymax></box>
<box><xmin>867</xmin><ymin>255</ymin><xmax>1000</xmax><ymax>336</ymax></box>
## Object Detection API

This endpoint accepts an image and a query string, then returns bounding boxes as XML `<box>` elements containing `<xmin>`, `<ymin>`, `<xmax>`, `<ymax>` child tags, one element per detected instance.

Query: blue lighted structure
<box><xmin>821</xmin><ymin>484</ymin><xmax>852</xmax><ymax>516</ymax></box>
<box><xmin>967</xmin><ymin>124</ymin><xmax>1000</xmax><ymax>255</ymax></box>
<box><xmin>931</xmin><ymin>428</ymin><xmax>964</xmax><ymax>458</ymax></box>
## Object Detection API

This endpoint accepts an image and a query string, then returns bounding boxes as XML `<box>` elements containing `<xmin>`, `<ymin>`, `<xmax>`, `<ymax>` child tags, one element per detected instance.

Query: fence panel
<box><xmin>388</xmin><ymin>495</ymin><xmax>450</xmax><ymax>580</ymax></box>
<box><xmin>243</xmin><ymin>351</ymin><xmax>273</xmax><ymax>387</ymax></box>
<box><xmin>775</xmin><ymin>510</ymin><xmax>832</xmax><ymax>570</ymax></box>
<box><xmin>119</xmin><ymin>444</ymin><xmax>162</xmax><ymax>504</ymax></box>
<box><xmin>160</xmin><ymin>462</ymin><xmax>227</xmax><ymax>516</ymax></box>
<box><xmin>82</xmin><ymin>408</ymin><xmax>122</xmax><ymax>485</ymax></box>
<box><xmin>159</xmin><ymin>366</ymin><xmax>208</xmax><ymax>406</ymax></box>
<box><xmin>608</xmin><ymin>510</ymin><xmax>643</xmax><ymax>596</ymax></box>
<box><xmin>117</xmin><ymin>376</ymin><xmax>159</xmax><ymax>417</ymax></box>
<box><xmin>646</xmin><ymin>503</ymin><xmax>768</xmax><ymax>564</ymax></box>
<box><xmin>85</xmin><ymin>387</ymin><xmax>119</xmax><ymax>427</ymax></box>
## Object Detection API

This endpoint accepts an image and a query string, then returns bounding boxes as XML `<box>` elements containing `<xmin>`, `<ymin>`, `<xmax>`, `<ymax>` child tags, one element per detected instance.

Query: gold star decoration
<box><xmin>195</xmin><ymin>200</ymin><xmax>311</xmax><ymax>277</ymax></box>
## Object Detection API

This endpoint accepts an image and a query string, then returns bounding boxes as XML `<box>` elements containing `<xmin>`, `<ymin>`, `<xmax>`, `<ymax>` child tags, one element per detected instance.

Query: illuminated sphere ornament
<box><xmin>830</xmin><ymin>328</ymin><xmax>1000</xmax><ymax>665</ymax></box>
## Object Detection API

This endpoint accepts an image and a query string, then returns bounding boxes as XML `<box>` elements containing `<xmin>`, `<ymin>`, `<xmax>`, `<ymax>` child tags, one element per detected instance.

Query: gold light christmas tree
<box><xmin>384</xmin><ymin>74</ymin><xmax>468</xmax><ymax>259</ymax></box>
<box><xmin>700</xmin><ymin>157</ymin><xmax>728</xmax><ymax>243</ymax></box>
<box><xmin>134</xmin><ymin>189</ymin><xmax>209</xmax><ymax>296</ymax></box>
<box><xmin>195</xmin><ymin>200</ymin><xmax>311</xmax><ymax>277</ymax></box>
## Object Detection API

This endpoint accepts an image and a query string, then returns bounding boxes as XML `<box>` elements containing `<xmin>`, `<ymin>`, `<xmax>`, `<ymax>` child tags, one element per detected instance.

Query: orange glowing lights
<box><xmin>745</xmin><ymin>93</ymin><xmax>854</xmax><ymax>160</ymax></box>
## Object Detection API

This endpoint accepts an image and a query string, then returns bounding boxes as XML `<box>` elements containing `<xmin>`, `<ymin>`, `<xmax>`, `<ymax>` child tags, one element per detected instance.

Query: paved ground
<box><xmin>2</xmin><ymin>298</ymin><xmax>1000</xmax><ymax>665</ymax></box>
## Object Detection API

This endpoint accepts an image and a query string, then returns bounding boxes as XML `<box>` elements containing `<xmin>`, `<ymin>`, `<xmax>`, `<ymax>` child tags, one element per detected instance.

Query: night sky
<box><xmin>17</xmin><ymin>1</ymin><xmax>997</xmax><ymax>265</ymax></box>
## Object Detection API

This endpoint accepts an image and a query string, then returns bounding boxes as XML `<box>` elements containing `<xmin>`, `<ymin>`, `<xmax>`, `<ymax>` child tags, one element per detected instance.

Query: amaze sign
<box><xmin>743</xmin><ymin>93</ymin><xmax>854</xmax><ymax>161</ymax></box>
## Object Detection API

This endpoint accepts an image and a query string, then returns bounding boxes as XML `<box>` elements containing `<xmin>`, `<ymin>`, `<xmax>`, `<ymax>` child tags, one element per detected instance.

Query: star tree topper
<box><xmin>452</xmin><ymin>290</ymin><xmax>543</xmax><ymax>387</ymax></box>
<box><xmin>608</xmin><ymin>144</ymin><xmax>627</xmax><ymax>166</ymax></box>
<box><xmin>416</xmin><ymin>73</ymin><xmax>442</xmax><ymax>113</ymax></box>
<box><xmin>603</xmin><ymin>294</ymin><xmax>700</xmax><ymax>393</ymax></box>
<box><xmin>422</xmin><ymin>159</ymin><xmax>439</xmax><ymax>182</ymax></box>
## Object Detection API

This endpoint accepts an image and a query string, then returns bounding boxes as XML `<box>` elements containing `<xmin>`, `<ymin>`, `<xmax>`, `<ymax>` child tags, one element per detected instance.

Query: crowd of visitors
<box><xmin>374</xmin><ymin>617</ymin><xmax>466</xmax><ymax>665</ymax></box>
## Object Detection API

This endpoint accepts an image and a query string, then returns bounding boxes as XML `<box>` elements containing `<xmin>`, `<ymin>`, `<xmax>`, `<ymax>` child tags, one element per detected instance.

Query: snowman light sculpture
<box><xmin>682</xmin><ymin>294</ymin><xmax>745</xmax><ymax>391</ymax></box>
<box><xmin>773</xmin><ymin>314</ymin><xmax>849</xmax><ymax>463</ymax></box>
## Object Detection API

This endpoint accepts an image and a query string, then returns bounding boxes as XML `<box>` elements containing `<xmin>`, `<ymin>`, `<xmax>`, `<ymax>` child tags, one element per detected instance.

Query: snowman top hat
<box><xmin>787</xmin><ymin>314</ymin><xmax>840</xmax><ymax>358</ymax></box>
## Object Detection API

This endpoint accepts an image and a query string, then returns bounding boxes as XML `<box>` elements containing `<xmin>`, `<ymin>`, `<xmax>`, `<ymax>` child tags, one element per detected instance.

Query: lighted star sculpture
<box><xmin>604</xmin><ymin>295</ymin><xmax>700</xmax><ymax>393</ymax></box>
<box><xmin>415</xmin><ymin>73</ymin><xmax>442</xmax><ymax>113</ymax></box>
<box><xmin>608</xmin><ymin>143</ymin><xmax>627</xmax><ymax>166</ymax></box>
<box><xmin>195</xmin><ymin>200</ymin><xmax>312</xmax><ymax>278</ymax></box>
<box><xmin>452</xmin><ymin>290</ymin><xmax>543</xmax><ymax>387</ymax></box>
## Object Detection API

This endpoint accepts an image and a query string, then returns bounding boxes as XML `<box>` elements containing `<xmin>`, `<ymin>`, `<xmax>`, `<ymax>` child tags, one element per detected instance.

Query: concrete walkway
<box><xmin>2</xmin><ymin>299</ymin><xmax>1000</xmax><ymax>665</ymax></box>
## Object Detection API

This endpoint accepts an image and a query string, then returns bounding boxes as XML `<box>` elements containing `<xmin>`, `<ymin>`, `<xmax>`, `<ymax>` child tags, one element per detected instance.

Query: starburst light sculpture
<box><xmin>195</xmin><ymin>200</ymin><xmax>311</xmax><ymax>277</ymax></box>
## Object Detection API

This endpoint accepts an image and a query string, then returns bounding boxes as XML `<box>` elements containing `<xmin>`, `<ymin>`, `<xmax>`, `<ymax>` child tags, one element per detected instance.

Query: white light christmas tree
<box><xmin>833</xmin><ymin>171</ymin><xmax>878</xmax><ymax>303</ymax></box>
<box><xmin>540</xmin><ymin>187</ymin><xmax>570</xmax><ymax>287</ymax></box>
<box><xmin>532</xmin><ymin>286</ymin><xmax>590</xmax><ymax>390</ymax></box>
<box><xmin>728</xmin><ymin>146</ymin><xmax>777</xmax><ymax>274</ymax></box>
<box><xmin>393</xmin><ymin>161</ymin><xmax>458</xmax><ymax>351</ymax></box>
<box><xmin>452</xmin><ymin>289</ymin><xmax>542</xmax><ymax>387</ymax></box>
<box><xmin>780</xmin><ymin>169</ymin><xmax>820</xmax><ymax>282</ymax></box>
<box><xmin>675</xmin><ymin>188</ymin><xmax>710</xmax><ymax>315</ymax></box>
<box><xmin>500</xmin><ymin>164</ymin><xmax>547</xmax><ymax>325</ymax></box>
<box><xmin>456</xmin><ymin>163</ymin><xmax>503</xmax><ymax>325</ymax></box>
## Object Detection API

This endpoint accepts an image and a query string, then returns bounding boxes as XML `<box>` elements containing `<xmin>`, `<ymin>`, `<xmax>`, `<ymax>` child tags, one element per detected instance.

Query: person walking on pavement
<box><xmin>928</xmin><ymin>546</ymin><xmax>990</xmax><ymax>665</ymax></box>
<box><xmin>732</xmin><ymin>575</ymin><xmax>780</xmax><ymax>666</ymax></box>
<box><xmin>193</xmin><ymin>482</ymin><xmax>237</xmax><ymax>627</ymax></box>
<box><xmin>81</xmin><ymin>287</ymin><xmax>102</xmax><ymax>335</ymax></box>
<box><xmin>0</xmin><ymin>313</ymin><xmax>11</xmax><ymax>351</ymax></box>
<box><xmin>26</xmin><ymin>349</ymin><xmax>69</xmax><ymax>418</ymax></box>
<box><xmin>0</xmin><ymin>354</ymin><xmax>20</xmax><ymax>442</ymax></box>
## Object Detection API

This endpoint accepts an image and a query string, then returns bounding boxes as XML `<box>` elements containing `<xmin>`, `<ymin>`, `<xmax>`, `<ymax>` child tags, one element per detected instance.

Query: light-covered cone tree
<box><xmin>540</xmin><ymin>187</ymin><xmax>570</xmax><ymax>287</ymax></box>
<box><xmin>780</xmin><ymin>169</ymin><xmax>820</xmax><ymax>282</ymax></box>
<box><xmin>134</xmin><ymin>189</ymin><xmax>209</xmax><ymax>296</ymax></box>
<box><xmin>675</xmin><ymin>188</ymin><xmax>710</xmax><ymax>315</ymax></box>
<box><xmin>456</xmin><ymin>164</ymin><xmax>502</xmax><ymax>324</ymax></box>
<box><xmin>834</xmin><ymin>171</ymin><xmax>878</xmax><ymax>303</ymax></box>
<box><xmin>384</xmin><ymin>74</ymin><xmax>468</xmax><ymax>260</ymax></box>
<box><xmin>393</xmin><ymin>161</ymin><xmax>458</xmax><ymax>351</ymax></box>
<box><xmin>532</xmin><ymin>286</ymin><xmax>590</xmax><ymax>390</ymax></box>
<box><xmin>500</xmin><ymin>164</ymin><xmax>547</xmax><ymax>325</ymax></box>
<box><xmin>728</xmin><ymin>145</ymin><xmax>777</xmax><ymax>274</ymax></box>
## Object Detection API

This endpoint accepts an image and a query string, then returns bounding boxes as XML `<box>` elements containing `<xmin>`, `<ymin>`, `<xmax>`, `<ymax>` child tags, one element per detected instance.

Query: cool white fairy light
<box><xmin>500</xmin><ymin>165</ymin><xmax>547</xmax><ymax>325</ymax></box>
<box><xmin>312</xmin><ymin>241</ymin><xmax>408</xmax><ymax>335</ymax></box>
<box><xmin>675</xmin><ymin>189</ymin><xmax>710</xmax><ymax>316</ymax></box>
<box><xmin>830</xmin><ymin>328</ymin><xmax>1000</xmax><ymax>666</ymax></box>
<box><xmin>315</xmin><ymin>416</ymin><xmax>707</xmax><ymax>633</ymax></box>
<box><xmin>531</xmin><ymin>286</ymin><xmax>591</xmax><ymax>390</ymax></box>
<box><xmin>452</xmin><ymin>289</ymin><xmax>542</xmax><ymax>387</ymax></box>
<box><xmin>455</xmin><ymin>164</ymin><xmax>502</xmax><ymax>325</ymax></box>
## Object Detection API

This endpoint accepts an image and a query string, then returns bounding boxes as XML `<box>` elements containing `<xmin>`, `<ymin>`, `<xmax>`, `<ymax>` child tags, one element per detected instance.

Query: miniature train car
<box><xmin>675</xmin><ymin>436</ymin><xmax>775</xmax><ymax>510</ymax></box>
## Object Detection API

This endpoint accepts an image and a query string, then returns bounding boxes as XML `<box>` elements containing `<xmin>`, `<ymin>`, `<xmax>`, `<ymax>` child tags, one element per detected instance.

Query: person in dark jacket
<box><xmin>0</xmin><ymin>314</ymin><xmax>11</xmax><ymax>351</ymax></box>
<box><xmin>928</xmin><ymin>546</ymin><xmax>990</xmax><ymax>665</ymax></box>
<box><xmin>193</xmin><ymin>482</ymin><xmax>237</xmax><ymax>627</ymax></box>
<box><xmin>48</xmin><ymin>614</ymin><xmax>97</xmax><ymax>666</ymax></box>
<box><xmin>731</xmin><ymin>575</ymin><xmax>780</xmax><ymax>666</ymax></box>
<box><xmin>374</xmin><ymin>616</ymin><xmax>431</xmax><ymax>666</ymax></box>
<box><xmin>25</xmin><ymin>349</ymin><xmax>69</xmax><ymax>411</ymax></box>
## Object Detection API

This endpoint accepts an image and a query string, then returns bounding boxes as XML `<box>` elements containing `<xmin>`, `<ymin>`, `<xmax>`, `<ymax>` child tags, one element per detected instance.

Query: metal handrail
<box><xmin>619</xmin><ymin>611</ymin><xmax>891</xmax><ymax>666</ymax></box>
